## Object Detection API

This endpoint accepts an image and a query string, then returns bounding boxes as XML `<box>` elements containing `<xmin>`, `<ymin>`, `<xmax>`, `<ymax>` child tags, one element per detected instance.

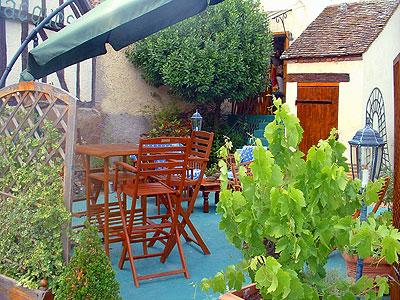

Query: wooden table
<box><xmin>76</xmin><ymin>143</ymin><xmax>139</xmax><ymax>257</ymax></box>
<box><xmin>200</xmin><ymin>179</ymin><xmax>220</xmax><ymax>213</ymax></box>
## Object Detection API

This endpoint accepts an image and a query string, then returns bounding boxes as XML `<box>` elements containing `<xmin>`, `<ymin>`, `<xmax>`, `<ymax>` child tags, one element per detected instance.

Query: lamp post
<box><xmin>348</xmin><ymin>121</ymin><xmax>386</xmax><ymax>293</ymax></box>
<box><xmin>191</xmin><ymin>109</ymin><xmax>202</xmax><ymax>131</ymax></box>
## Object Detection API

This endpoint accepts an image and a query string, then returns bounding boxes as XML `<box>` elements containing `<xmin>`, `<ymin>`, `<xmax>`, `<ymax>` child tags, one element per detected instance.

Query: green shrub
<box><xmin>55</xmin><ymin>222</ymin><xmax>122</xmax><ymax>300</ymax></box>
<box><xmin>0</xmin><ymin>117</ymin><xmax>70</xmax><ymax>290</ymax></box>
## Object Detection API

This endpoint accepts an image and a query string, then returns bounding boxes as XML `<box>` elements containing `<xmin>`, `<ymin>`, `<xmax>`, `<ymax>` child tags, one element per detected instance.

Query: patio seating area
<box><xmin>1</xmin><ymin>0</ymin><xmax>400</xmax><ymax>299</ymax></box>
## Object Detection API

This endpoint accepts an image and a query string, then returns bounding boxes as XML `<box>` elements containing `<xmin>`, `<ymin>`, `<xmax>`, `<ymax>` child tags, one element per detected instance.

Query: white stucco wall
<box><xmin>286</xmin><ymin>60</ymin><xmax>365</xmax><ymax>157</ymax></box>
<box><xmin>362</xmin><ymin>6</ymin><xmax>400</xmax><ymax>166</ymax></box>
<box><xmin>95</xmin><ymin>45</ymin><xmax>195</xmax><ymax>143</ymax></box>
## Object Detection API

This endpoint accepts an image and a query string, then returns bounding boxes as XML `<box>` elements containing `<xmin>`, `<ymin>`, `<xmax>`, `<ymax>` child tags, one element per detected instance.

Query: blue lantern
<box><xmin>349</xmin><ymin>121</ymin><xmax>386</xmax><ymax>185</ymax></box>
<box><xmin>348</xmin><ymin>121</ymin><xmax>386</xmax><ymax>289</ymax></box>
<box><xmin>191</xmin><ymin>109</ymin><xmax>202</xmax><ymax>131</ymax></box>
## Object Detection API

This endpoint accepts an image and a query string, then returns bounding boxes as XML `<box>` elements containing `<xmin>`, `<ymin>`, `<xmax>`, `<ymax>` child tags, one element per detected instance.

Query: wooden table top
<box><xmin>200</xmin><ymin>179</ymin><xmax>221</xmax><ymax>188</ymax></box>
<box><xmin>76</xmin><ymin>143</ymin><xmax>139</xmax><ymax>158</ymax></box>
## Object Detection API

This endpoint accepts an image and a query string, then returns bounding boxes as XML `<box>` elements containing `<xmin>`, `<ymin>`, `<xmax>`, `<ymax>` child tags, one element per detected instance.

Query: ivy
<box><xmin>0</xmin><ymin>110</ymin><xmax>70</xmax><ymax>290</ymax></box>
<box><xmin>201</xmin><ymin>99</ymin><xmax>397</xmax><ymax>299</ymax></box>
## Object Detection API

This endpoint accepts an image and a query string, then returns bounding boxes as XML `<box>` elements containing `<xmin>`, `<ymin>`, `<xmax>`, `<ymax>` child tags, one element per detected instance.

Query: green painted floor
<box><xmin>72</xmin><ymin>194</ymin><xmax>390</xmax><ymax>300</ymax></box>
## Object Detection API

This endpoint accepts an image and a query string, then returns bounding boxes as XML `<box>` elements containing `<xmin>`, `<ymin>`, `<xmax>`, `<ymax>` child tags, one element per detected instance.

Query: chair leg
<box><xmin>174</xmin><ymin>227</ymin><xmax>189</xmax><ymax>279</ymax></box>
<box><xmin>117</xmin><ymin>188</ymin><xmax>140</xmax><ymax>288</ymax></box>
<box><xmin>118</xmin><ymin>241</ymin><xmax>128</xmax><ymax>269</ymax></box>
<box><xmin>126</xmin><ymin>241</ymin><xmax>140</xmax><ymax>288</ymax></box>
<box><xmin>141</xmin><ymin>196</ymin><xmax>148</xmax><ymax>255</ymax></box>
<box><xmin>160</xmin><ymin>194</ymin><xmax>181</xmax><ymax>263</ymax></box>
<box><xmin>147</xmin><ymin>194</ymin><xmax>167</xmax><ymax>248</ymax></box>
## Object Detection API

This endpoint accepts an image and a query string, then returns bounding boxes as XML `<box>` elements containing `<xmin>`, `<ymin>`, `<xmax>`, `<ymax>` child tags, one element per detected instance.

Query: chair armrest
<box><xmin>114</xmin><ymin>161</ymin><xmax>138</xmax><ymax>173</ymax></box>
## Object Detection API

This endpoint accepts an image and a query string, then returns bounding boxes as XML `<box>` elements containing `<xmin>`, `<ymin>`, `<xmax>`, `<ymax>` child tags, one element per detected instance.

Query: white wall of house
<box><xmin>362</xmin><ymin>6</ymin><xmax>400</xmax><ymax>166</ymax></box>
<box><xmin>286</xmin><ymin>60</ymin><xmax>365</xmax><ymax>158</ymax></box>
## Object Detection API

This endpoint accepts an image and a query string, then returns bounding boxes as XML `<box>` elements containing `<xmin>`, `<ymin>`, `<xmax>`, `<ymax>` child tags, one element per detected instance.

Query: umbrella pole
<box><xmin>0</xmin><ymin>0</ymin><xmax>77</xmax><ymax>88</ymax></box>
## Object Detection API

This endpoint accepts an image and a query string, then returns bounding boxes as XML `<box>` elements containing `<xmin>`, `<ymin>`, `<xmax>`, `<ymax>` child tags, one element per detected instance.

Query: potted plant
<box><xmin>205</xmin><ymin>163</ymin><xmax>221</xmax><ymax>182</ymax></box>
<box><xmin>342</xmin><ymin>210</ymin><xmax>394</xmax><ymax>281</ymax></box>
<box><xmin>55</xmin><ymin>222</ymin><xmax>121</xmax><ymax>300</ymax></box>
<box><xmin>200</xmin><ymin>99</ymin><xmax>400</xmax><ymax>299</ymax></box>
<box><xmin>343</xmin><ymin>166</ymin><xmax>394</xmax><ymax>282</ymax></box>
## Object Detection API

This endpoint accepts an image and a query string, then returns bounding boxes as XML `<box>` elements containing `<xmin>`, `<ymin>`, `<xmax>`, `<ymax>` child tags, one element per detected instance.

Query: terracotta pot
<box><xmin>342</xmin><ymin>252</ymin><xmax>392</xmax><ymax>279</ymax></box>
<box><xmin>207</xmin><ymin>176</ymin><xmax>217</xmax><ymax>182</ymax></box>
<box><xmin>0</xmin><ymin>274</ymin><xmax>54</xmax><ymax>300</ymax></box>
<box><xmin>219</xmin><ymin>283</ymin><xmax>266</xmax><ymax>300</ymax></box>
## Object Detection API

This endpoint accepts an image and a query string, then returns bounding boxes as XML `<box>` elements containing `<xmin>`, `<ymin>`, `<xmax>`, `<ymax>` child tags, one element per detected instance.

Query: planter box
<box><xmin>219</xmin><ymin>283</ymin><xmax>263</xmax><ymax>300</ymax></box>
<box><xmin>342</xmin><ymin>252</ymin><xmax>392</xmax><ymax>279</ymax></box>
<box><xmin>0</xmin><ymin>274</ymin><xmax>54</xmax><ymax>300</ymax></box>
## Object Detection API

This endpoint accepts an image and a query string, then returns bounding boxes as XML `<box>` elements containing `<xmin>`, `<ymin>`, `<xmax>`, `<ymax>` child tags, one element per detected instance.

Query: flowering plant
<box><xmin>148</xmin><ymin>119</ymin><xmax>191</xmax><ymax>137</ymax></box>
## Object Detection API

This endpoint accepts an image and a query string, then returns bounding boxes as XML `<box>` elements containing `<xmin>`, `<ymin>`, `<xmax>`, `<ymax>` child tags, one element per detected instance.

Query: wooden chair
<box><xmin>327</xmin><ymin>176</ymin><xmax>391</xmax><ymax>256</ymax></box>
<box><xmin>181</xmin><ymin>131</ymin><xmax>214</xmax><ymax>209</ymax></box>
<box><xmin>114</xmin><ymin>136</ymin><xmax>191</xmax><ymax>287</ymax></box>
<box><xmin>155</xmin><ymin>131</ymin><xmax>214</xmax><ymax>255</ymax></box>
<box><xmin>230</xmin><ymin>157</ymin><xmax>254</xmax><ymax>191</ymax></box>
<box><xmin>353</xmin><ymin>176</ymin><xmax>391</xmax><ymax>219</ymax></box>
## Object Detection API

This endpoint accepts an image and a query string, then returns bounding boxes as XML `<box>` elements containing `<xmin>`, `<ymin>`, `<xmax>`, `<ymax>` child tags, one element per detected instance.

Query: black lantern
<box><xmin>348</xmin><ymin>121</ymin><xmax>386</xmax><ymax>285</ymax></box>
<box><xmin>191</xmin><ymin>109</ymin><xmax>202</xmax><ymax>131</ymax></box>
<box><xmin>348</xmin><ymin>122</ymin><xmax>386</xmax><ymax>187</ymax></box>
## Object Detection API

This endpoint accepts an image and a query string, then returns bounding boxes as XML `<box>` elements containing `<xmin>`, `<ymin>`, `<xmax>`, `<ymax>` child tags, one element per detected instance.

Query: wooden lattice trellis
<box><xmin>0</xmin><ymin>81</ymin><xmax>77</xmax><ymax>214</ymax></box>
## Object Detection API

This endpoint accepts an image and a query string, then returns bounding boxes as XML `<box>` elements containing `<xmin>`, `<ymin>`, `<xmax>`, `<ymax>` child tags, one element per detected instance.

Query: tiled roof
<box><xmin>281</xmin><ymin>0</ymin><xmax>400</xmax><ymax>60</ymax></box>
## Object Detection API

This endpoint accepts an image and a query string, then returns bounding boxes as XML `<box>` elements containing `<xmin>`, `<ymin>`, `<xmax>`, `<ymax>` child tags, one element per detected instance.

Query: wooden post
<box><xmin>391</xmin><ymin>53</ymin><xmax>400</xmax><ymax>300</ymax></box>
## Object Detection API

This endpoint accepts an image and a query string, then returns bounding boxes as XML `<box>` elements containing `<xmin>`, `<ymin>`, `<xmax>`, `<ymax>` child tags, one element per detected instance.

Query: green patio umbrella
<box><xmin>20</xmin><ymin>0</ymin><xmax>223</xmax><ymax>81</ymax></box>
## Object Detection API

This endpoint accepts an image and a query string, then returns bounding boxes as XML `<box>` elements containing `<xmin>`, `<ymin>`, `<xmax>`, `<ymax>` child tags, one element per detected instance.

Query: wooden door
<box><xmin>296</xmin><ymin>83</ymin><xmax>339</xmax><ymax>154</ymax></box>
<box><xmin>392</xmin><ymin>53</ymin><xmax>400</xmax><ymax>300</ymax></box>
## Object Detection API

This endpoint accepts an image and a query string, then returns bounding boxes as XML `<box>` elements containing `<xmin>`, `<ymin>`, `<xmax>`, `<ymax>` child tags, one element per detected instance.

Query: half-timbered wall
<box><xmin>0</xmin><ymin>0</ymin><xmax>94</xmax><ymax>104</ymax></box>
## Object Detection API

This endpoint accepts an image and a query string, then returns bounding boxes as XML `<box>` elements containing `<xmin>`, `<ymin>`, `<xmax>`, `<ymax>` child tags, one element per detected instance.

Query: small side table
<box><xmin>200</xmin><ymin>179</ymin><xmax>220</xmax><ymax>213</ymax></box>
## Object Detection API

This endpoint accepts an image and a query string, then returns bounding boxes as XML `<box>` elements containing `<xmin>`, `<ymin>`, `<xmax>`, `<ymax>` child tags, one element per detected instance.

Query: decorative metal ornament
<box><xmin>365</xmin><ymin>87</ymin><xmax>390</xmax><ymax>167</ymax></box>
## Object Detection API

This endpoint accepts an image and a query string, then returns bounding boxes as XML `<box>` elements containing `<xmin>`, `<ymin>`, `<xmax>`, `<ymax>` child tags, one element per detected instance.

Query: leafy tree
<box><xmin>126</xmin><ymin>0</ymin><xmax>273</xmax><ymax>130</ymax></box>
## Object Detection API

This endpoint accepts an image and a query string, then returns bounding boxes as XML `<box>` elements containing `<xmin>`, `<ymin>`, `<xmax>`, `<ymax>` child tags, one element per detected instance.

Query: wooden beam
<box><xmin>91</xmin><ymin>57</ymin><xmax>96</xmax><ymax>105</ymax></box>
<box><xmin>392</xmin><ymin>52</ymin><xmax>400</xmax><ymax>300</ymax></box>
<box><xmin>56</xmin><ymin>70</ymin><xmax>69</xmax><ymax>92</ymax></box>
<box><xmin>298</xmin><ymin>82</ymin><xmax>339</xmax><ymax>87</ymax></box>
<box><xmin>69</xmin><ymin>2</ymin><xmax>81</xmax><ymax>18</ymax></box>
<box><xmin>287</xmin><ymin>73</ymin><xmax>350</xmax><ymax>83</ymax></box>
<box><xmin>76</xmin><ymin>62</ymin><xmax>80</xmax><ymax>99</ymax></box>
<box><xmin>20</xmin><ymin>0</ymin><xmax>29</xmax><ymax>71</ymax></box>
<box><xmin>75</xmin><ymin>0</ymin><xmax>92</xmax><ymax>14</ymax></box>
<box><xmin>0</xmin><ymin>18</ymin><xmax>6</xmax><ymax>85</ymax></box>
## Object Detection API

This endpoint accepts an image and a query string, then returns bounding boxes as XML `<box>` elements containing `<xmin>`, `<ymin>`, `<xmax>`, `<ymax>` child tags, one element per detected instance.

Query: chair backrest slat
<box><xmin>134</xmin><ymin>136</ymin><xmax>191</xmax><ymax>194</ymax></box>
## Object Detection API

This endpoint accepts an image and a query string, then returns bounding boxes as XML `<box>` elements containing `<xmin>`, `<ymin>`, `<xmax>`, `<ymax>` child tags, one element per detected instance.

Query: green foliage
<box><xmin>138</xmin><ymin>98</ymin><xmax>191</xmax><ymax>137</ymax></box>
<box><xmin>208</xmin><ymin>127</ymin><xmax>246</xmax><ymax>167</ymax></box>
<box><xmin>148</xmin><ymin>119</ymin><xmax>191</xmax><ymax>137</ymax></box>
<box><xmin>55</xmin><ymin>222</ymin><xmax>121</xmax><ymax>300</ymax></box>
<box><xmin>380</xmin><ymin>166</ymin><xmax>394</xmax><ymax>207</ymax></box>
<box><xmin>126</xmin><ymin>0</ymin><xmax>272</xmax><ymax>105</ymax></box>
<box><xmin>0</xmin><ymin>113</ymin><xmax>70</xmax><ymax>290</ymax></box>
<box><xmin>201</xmin><ymin>99</ymin><xmax>397</xmax><ymax>299</ymax></box>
